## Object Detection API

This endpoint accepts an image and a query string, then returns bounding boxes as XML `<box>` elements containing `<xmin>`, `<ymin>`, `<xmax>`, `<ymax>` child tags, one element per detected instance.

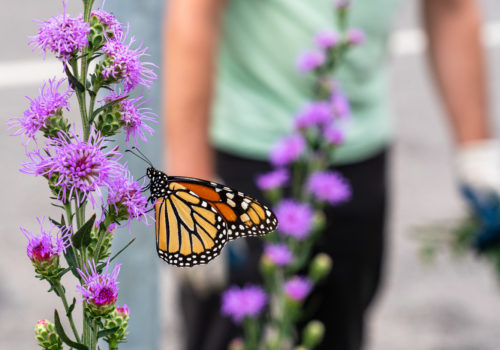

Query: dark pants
<box><xmin>180</xmin><ymin>149</ymin><xmax>388</xmax><ymax>350</ymax></box>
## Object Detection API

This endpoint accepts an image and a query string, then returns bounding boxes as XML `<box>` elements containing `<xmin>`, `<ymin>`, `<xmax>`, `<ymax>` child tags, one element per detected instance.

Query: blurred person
<box><xmin>163</xmin><ymin>0</ymin><xmax>494</xmax><ymax>349</ymax></box>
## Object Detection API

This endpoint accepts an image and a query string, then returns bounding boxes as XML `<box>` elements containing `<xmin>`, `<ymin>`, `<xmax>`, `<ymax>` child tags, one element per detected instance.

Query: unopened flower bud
<box><xmin>294</xmin><ymin>346</ymin><xmax>308</xmax><ymax>350</ymax></box>
<box><xmin>88</xmin><ymin>224</ymin><xmax>116</xmax><ymax>261</ymax></box>
<box><xmin>40</xmin><ymin>112</ymin><xmax>70</xmax><ymax>139</ymax></box>
<box><xmin>259</xmin><ymin>254</ymin><xmax>277</xmax><ymax>278</ymax></box>
<box><xmin>34</xmin><ymin>319</ymin><xmax>62</xmax><ymax>350</ymax></box>
<box><xmin>95</xmin><ymin>103</ymin><xmax>123</xmax><ymax>137</ymax></box>
<box><xmin>309</xmin><ymin>253</ymin><xmax>333</xmax><ymax>283</ymax></box>
<box><xmin>102</xmin><ymin>304</ymin><xmax>130</xmax><ymax>347</ymax></box>
<box><xmin>302</xmin><ymin>320</ymin><xmax>325</xmax><ymax>349</ymax></box>
<box><xmin>88</xmin><ymin>23</ymin><xmax>105</xmax><ymax>51</ymax></box>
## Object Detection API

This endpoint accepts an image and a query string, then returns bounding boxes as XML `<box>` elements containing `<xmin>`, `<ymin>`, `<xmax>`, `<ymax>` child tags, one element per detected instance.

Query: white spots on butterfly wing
<box><xmin>241</xmin><ymin>202</ymin><xmax>249</xmax><ymax>210</ymax></box>
<box><xmin>226</xmin><ymin>192</ymin><xmax>234</xmax><ymax>199</ymax></box>
<box><xmin>227</xmin><ymin>199</ymin><xmax>236</xmax><ymax>207</ymax></box>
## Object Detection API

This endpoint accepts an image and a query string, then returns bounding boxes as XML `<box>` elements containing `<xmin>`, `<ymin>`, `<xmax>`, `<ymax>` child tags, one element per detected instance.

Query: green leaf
<box><xmin>64</xmin><ymin>64</ymin><xmax>85</xmax><ymax>93</ymax></box>
<box><xmin>72</xmin><ymin>214</ymin><xmax>96</xmax><ymax>249</ymax></box>
<box><xmin>97</xmin><ymin>327</ymin><xmax>119</xmax><ymax>339</ymax></box>
<box><xmin>63</xmin><ymin>247</ymin><xmax>80</xmax><ymax>279</ymax></box>
<box><xmin>67</xmin><ymin>298</ymin><xmax>76</xmax><ymax>317</ymax></box>
<box><xmin>109</xmin><ymin>238</ymin><xmax>136</xmax><ymax>263</ymax></box>
<box><xmin>89</xmin><ymin>95</ymin><xmax>128</xmax><ymax>123</ymax></box>
<box><xmin>54</xmin><ymin>310</ymin><xmax>88</xmax><ymax>350</ymax></box>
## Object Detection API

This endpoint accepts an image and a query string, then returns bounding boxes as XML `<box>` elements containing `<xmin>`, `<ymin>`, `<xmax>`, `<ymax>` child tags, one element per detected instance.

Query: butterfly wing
<box><xmin>155</xmin><ymin>181</ymin><xmax>228</xmax><ymax>267</ymax></box>
<box><xmin>169</xmin><ymin>176</ymin><xmax>278</xmax><ymax>241</ymax></box>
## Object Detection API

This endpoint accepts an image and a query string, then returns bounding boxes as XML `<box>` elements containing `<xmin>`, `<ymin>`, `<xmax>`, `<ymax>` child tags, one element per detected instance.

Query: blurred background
<box><xmin>2</xmin><ymin>0</ymin><xmax>500</xmax><ymax>349</ymax></box>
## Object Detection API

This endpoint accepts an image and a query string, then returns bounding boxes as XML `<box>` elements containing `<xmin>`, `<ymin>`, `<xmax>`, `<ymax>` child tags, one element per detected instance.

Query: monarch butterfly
<box><xmin>145</xmin><ymin>166</ymin><xmax>278</xmax><ymax>267</ymax></box>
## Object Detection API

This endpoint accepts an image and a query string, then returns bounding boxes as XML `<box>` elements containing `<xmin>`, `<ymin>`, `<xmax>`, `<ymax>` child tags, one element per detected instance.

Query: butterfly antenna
<box><xmin>125</xmin><ymin>148</ymin><xmax>153</xmax><ymax>167</ymax></box>
<box><xmin>132</xmin><ymin>146</ymin><xmax>154</xmax><ymax>167</ymax></box>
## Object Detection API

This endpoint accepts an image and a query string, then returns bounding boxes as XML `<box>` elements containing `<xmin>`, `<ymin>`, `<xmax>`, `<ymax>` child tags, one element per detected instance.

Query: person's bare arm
<box><xmin>423</xmin><ymin>0</ymin><xmax>490</xmax><ymax>145</ymax></box>
<box><xmin>163</xmin><ymin>0</ymin><xmax>226</xmax><ymax>179</ymax></box>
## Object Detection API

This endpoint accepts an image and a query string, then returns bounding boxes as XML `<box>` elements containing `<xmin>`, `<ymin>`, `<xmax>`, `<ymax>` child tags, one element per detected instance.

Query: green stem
<box><xmin>64</xmin><ymin>202</ymin><xmax>80</xmax><ymax>270</ymax></box>
<box><xmin>243</xmin><ymin>318</ymin><xmax>260</xmax><ymax>350</ymax></box>
<box><xmin>108</xmin><ymin>339</ymin><xmax>119</xmax><ymax>350</ymax></box>
<box><xmin>53</xmin><ymin>282</ymin><xmax>81</xmax><ymax>343</ymax></box>
<box><xmin>80</xmin><ymin>0</ymin><xmax>94</xmax><ymax>141</ymax></box>
<box><xmin>91</xmin><ymin>318</ymin><xmax>98</xmax><ymax>350</ymax></box>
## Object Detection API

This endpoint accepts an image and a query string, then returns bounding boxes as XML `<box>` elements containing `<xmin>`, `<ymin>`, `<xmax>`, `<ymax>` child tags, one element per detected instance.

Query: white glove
<box><xmin>455</xmin><ymin>139</ymin><xmax>500</xmax><ymax>194</ymax></box>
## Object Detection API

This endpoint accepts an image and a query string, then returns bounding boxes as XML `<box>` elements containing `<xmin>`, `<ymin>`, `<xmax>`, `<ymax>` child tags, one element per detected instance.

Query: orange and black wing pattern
<box><xmin>170</xmin><ymin>176</ymin><xmax>278</xmax><ymax>241</ymax></box>
<box><xmin>154</xmin><ymin>181</ymin><xmax>228</xmax><ymax>267</ymax></box>
<box><xmin>148</xmin><ymin>167</ymin><xmax>278</xmax><ymax>267</ymax></box>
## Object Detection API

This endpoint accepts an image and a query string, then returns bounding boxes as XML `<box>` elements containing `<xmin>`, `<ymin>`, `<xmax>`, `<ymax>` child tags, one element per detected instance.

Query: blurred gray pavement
<box><xmin>2</xmin><ymin>1</ymin><xmax>500</xmax><ymax>349</ymax></box>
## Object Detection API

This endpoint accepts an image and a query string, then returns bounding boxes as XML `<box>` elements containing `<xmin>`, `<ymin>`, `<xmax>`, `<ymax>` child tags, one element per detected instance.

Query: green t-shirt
<box><xmin>211</xmin><ymin>0</ymin><xmax>402</xmax><ymax>164</ymax></box>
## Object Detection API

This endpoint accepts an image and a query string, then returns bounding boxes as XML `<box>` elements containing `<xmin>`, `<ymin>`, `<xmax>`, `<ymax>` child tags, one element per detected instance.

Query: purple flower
<box><xmin>315</xmin><ymin>30</ymin><xmax>339</xmax><ymax>49</ymax></box>
<box><xmin>102</xmin><ymin>36</ymin><xmax>157</xmax><ymax>92</ymax></box>
<box><xmin>77</xmin><ymin>259</ymin><xmax>120</xmax><ymax>307</ymax></box>
<box><xmin>331</xmin><ymin>91</ymin><xmax>351</xmax><ymax>118</ymax></box>
<box><xmin>323</xmin><ymin>125</ymin><xmax>345</xmax><ymax>145</ymax></box>
<box><xmin>256</xmin><ymin>168</ymin><xmax>289</xmax><ymax>191</ymax></box>
<box><xmin>264</xmin><ymin>243</ymin><xmax>294</xmax><ymax>266</ymax></box>
<box><xmin>22</xmin><ymin>128</ymin><xmax>122</xmax><ymax>206</ymax></box>
<box><xmin>107</xmin><ymin>169</ymin><xmax>150</xmax><ymax>223</ymax></box>
<box><xmin>284</xmin><ymin>276</ymin><xmax>313</xmax><ymax>301</ymax></box>
<box><xmin>30</xmin><ymin>11</ymin><xmax>90</xmax><ymax>61</ymax></box>
<box><xmin>274</xmin><ymin>200</ymin><xmax>314</xmax><ymax>240</ymax></box>
<box><xmin>8</xmin><ymin>78</ymin><xmax>72</xmax><ymax>144</ymax></box>
<box><xmin>347</xmin><ymin>28</ymin><xmax>365</xmax><ymax>45</ymax></box>
<box><xmin>21</xmin><ymin>217</ymin><xmax>71</xmax><ymax>262</ymax></box>
<box><xmin>91</xmin><ymin>9</ymin><xmax>123</xmax><ymax>39</ymax></box>
<box><xmin>307</xmin><ymin>171</ymin><xmax>351</xmax><ymax>205</ymax></box>
<box><xmin>270</xmin><ymin>135</ymin><xmax>305</xmax><ymax>167</ymax></box>
<box><xmin>221</xmin><ymin>285</ymin><xmax>267</xmax><ymax>323</ymax></box>
<box><xmin>294</xmin><ymin>102</ymin><xmax>332</xmax><ymax>129</ymax></box>
<box><xmin>296</xmin><ymin>51</ymin><xmax>326</xmax><ymax>73</ymax></box>
<box><xmin>104</xmin><ymin>93</ymin><xmax>157</xmax><ymax>145</ymax></box>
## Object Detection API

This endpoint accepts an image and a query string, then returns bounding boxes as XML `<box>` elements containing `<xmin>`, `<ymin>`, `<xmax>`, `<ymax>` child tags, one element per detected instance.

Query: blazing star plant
<box><xmin>220</xmin><ymin>1</ymin><xmax>361</xmax><ymax>349</ymax></box>
<box><xmin>10</xmin><ymin>1</ymin><xmax>157</xmax><ymax>349</ymax></box>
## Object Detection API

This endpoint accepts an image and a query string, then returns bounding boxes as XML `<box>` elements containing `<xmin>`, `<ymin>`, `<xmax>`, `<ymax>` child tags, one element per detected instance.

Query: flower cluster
<box><xmin>91</xmin><ymin>9</ymin><xmax>123</xmax><ymax>39</ymax></box>
<box><xmin>102</xmin><ymin>93</ymin><xmax>157</xmax><ymax>145</ymax></box>
<box><xmin>284</xmin><ymin>276</ymin><xmax>313</xmax><ymax>301</ymax></box>
<box><xmin>274</xmin><ymin>200</ymin><xmax>314</xmax><ymax>240</ymax></box>
<box><xmin>77</xmin><ymin>259</ymin><xmax>121</xmax><ymax>316</ymax></box>
<box><xmin>30</xmin><ymin>12</ymin><xmax>90</xmax><ymax>61</ymax></box>
<box><xmin>221</xmin><ymin>285</ymin><xmax>267</xmax><ymax>323</ymax></box>
<box><xmin>307</xmin><ymin>170</ymin><xmax>351</xmax><ymax>205</ymax></box>
<box><xmin>21</xmin><ymin>218</ymin><xmax>71</xmax><ymax>263</ymax></box>
<box><xmin>107</xmin><ymin>170</ymin><xmax>150</xmax><ymax>224</ymax></box>
<box><xmin>9</xmin><ymin>78</ymin><xmax>72</xmax><ymax>144</ymax></box>
<box><xmin>22</xmin><ymin>129</ymin><xmax>122</xmax><ymax>206</ymax></box>
<box><xmin>264</xmin><ymin>243</ymin><xmax>294</xmax><ymax>267</ymax></box>
<box><xmin>101</xmin><ymin>37</ymin><xmax>157</xmax><ymax>92</ymax></box>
